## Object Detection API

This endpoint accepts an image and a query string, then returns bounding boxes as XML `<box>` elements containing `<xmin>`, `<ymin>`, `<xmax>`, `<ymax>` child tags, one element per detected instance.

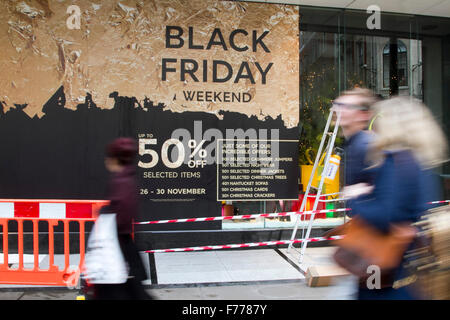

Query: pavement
<box><xmin>0</xmin><ymin>279</ymin><xmax>357</xmax><ymax>300</ymax></box>
<box><xmin>0</xmin><ymin>246</ymin><xmax>359</xmax><ymax>300</ymax></box>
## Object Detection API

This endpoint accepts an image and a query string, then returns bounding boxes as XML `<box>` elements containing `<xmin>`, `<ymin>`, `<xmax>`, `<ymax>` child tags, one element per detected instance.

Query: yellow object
<box><xmin>300</xmin><ymin>165</ymin><xmax>321</xmax><ymax>191</ymax></box>
<box><xmin>300</xmin><ymin>150</ymin><xmax>340</xmax><ymax>194</ymax></box>
<box><xmin>369</xmin><ymin>112</ymin><xmax>383</xmax><ymax>131</ymax></box>
<box><xmin>76</xmin><ymin>295</ymin><xmax>86</xmax><ymax>300</ymax></box>
<box><xmin>305</xmin><ymin>148</ymin><xmax>316</xmax><ymax>165</ymax></box>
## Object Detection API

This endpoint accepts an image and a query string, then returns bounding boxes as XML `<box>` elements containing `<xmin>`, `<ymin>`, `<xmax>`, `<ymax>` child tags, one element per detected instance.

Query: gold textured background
<box><xmin>0</xmin><ymin>0</ymin><xmax>299</xmax><ymax>128</ymax></box>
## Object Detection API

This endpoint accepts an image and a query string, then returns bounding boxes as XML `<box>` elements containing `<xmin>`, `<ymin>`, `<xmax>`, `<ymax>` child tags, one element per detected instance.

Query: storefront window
<box><xmin>222</xmin><ymin>5</ymin><xmax>450</xmax><ymax>230</ymax></box>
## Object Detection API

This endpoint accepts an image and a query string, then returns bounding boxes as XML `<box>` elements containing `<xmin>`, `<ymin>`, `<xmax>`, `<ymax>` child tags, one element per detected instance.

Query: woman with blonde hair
<box><xmin>343</xmin><ymin>96</ymin><xmax>448</xmax><ymax>300</ymax></box>
<box><xmin>368</xmin><ymin>96</ymin><xmax>447</xmax><ymax>170</ymax></box>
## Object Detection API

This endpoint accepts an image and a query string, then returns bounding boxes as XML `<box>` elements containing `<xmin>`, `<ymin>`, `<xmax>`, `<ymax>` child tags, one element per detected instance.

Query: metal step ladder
<box><xmin>287</xmin><ymin>108</ymin><xmax>341</xmax><ymax>263</ymax></box>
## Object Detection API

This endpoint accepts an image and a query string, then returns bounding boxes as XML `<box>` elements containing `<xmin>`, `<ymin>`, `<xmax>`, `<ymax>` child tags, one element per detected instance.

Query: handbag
<box><xmin>82</xmin><ymin>214</ymin><xmax>129</xmax><ymax>284</ymax></box>
<box><xmin>331</xmin><ymin>217</ymin><xmax>417</xmax><ymax>285</ymax></box>
<box><xmin>397</xmin><ymin>205</ymin><xmax>450</xmax><ymax>299</ymax></box>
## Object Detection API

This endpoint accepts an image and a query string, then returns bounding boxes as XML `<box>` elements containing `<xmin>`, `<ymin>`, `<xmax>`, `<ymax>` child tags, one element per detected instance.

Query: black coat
<box><xmin>105</xmin><ymin>165</ymin><xmax>138</xmax><ymax>235</ymax></box>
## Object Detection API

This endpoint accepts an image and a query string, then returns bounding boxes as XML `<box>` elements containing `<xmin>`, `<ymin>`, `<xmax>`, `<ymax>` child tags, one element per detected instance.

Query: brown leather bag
<box><xmin>331</xmin><ymin>218</ymin><xmax>417</xmax><ymax>281</ymax></box>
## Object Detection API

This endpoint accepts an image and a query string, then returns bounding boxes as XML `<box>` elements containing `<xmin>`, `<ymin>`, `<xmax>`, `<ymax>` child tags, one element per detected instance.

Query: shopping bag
<box><xmin>82</xmin><ymin>214</ymin><xmax>129</xmax><ymax>284</ymax></box>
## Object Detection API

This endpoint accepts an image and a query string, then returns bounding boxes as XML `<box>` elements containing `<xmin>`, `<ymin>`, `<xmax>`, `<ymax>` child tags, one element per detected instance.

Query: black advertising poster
<box><xmin>0</xmin><ymin>0</ymin><xmax>299</xmax><ymax>230</ymax></box>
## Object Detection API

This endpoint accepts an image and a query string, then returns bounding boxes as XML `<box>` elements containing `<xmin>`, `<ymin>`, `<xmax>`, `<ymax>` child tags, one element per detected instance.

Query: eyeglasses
<box><xmin>331</xmin><ymin>100</ymin><xmax>369</xmax><ymax>111</ymax></box>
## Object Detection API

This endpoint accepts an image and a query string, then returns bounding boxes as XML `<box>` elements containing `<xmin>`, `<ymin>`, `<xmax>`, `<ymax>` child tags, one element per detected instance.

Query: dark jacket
<box><xmin>347</xmin><ymin>150</ymin><xmax>440</xmax><ymax>299</ymax></box>
<box><xmin>347</xmin><ymin>150</ymin><xmax>438</xmax><ymax>231</ymax></box>
<box><xmin>95</xmin><ymin>165</ymin><xmax>151</xmax><ymax>299</ymax></box>
<box><xmin>104</xmin><ymin>165</ymin><xmax>139</xmax><ymax>235</ymax></box>
<box><xmin>343</xmin><ymin>130</ymin><xmax>376</xmax><ymax>186</ymax></box>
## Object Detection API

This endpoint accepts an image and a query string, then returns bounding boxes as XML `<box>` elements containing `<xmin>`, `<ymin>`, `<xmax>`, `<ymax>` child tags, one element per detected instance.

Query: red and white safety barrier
<box><xmin>145</xmin><ymin>235</ymin><xmax>344</xmax><ymax>253</ymax></box>
<box><xmin>0</xmin><ymin>199</ymin><xmax>109</xmax><ymax>219</ymax></box>
<box><xmin>135</xmin><ymin>208</ymin><xmax>351</xmax><ymax>225</ymax></box>
<box><xmin>0</xmin><ymin>198</ymin><xmax>445</xmax><ymax>221</ymax></box>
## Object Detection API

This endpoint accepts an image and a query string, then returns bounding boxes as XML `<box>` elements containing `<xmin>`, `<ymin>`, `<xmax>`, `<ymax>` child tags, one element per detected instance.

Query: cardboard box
<box><xmin>306</xmin><ymin>265</ymin><xmax>351</xmax><ymax>287</ymax></box>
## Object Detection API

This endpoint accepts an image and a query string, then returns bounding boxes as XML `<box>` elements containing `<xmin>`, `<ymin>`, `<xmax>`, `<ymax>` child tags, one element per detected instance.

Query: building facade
<box><xmin>0</xmin><ymin>0</ymin><xmax>449</xmax><ymax>250</ymax></box>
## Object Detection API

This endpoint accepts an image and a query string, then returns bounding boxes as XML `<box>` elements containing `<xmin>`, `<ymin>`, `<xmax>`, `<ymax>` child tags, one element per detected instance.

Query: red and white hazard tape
<box><xmin>145</xmin><ymin>235</ymin><xmax>344</xmax><ymax>253</ymax></box>
<box><xmin>302</xmin><ymin>193</ymin><xmax>449</xmax><ymax>205</ymax></box>
<box><xmin>135</xmin><ymin>208</ymin><xmax>351</xmax><ymax>225</ymax></box>
<box><xmin>0</xmin><ymin>198</ymin><xmax>445</xmax><ymax>221</ymax></box>
<box><xmin>315</xmin><ymin>198</ymin><xmax>450</xmax><ymax>204</ymax></box>
<box><xmin>318</xmin><ymin>199</ymin><xmax>450</xmax><ymax>204</ymax></box>
<box><xmin>428</xmin><ymin>200</ymin><xmax>450</xmax><ymax>205</ymax></box>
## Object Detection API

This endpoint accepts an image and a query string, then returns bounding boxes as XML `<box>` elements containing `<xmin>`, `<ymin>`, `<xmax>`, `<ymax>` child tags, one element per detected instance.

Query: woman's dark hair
<box><xmin>106</xmin><ymin>137</ymin><xmax>138</xmax><ymax>165</ymax></box>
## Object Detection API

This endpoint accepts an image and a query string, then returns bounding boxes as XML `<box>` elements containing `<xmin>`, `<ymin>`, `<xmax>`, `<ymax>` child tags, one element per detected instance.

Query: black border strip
<box><xmin>147</xmin><ymin>252</ymin><xmax>158</xmax><ymax>285</ymax></box>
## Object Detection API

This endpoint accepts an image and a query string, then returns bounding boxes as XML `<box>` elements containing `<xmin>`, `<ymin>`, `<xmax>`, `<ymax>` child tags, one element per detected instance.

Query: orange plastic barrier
<box><xmin>0</xmin><ymin>199</ymin><xmax>108</xmax><ymax>286</ymax></box>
